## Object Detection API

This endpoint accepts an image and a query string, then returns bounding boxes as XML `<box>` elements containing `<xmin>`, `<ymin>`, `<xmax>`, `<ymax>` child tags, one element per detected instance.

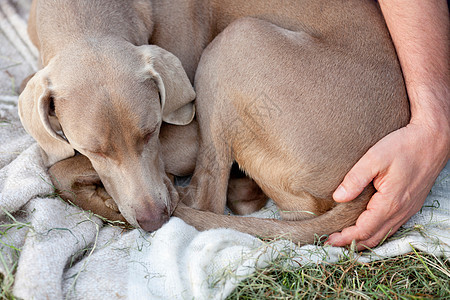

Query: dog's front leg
<box><xmin>48</xmin><ymin>155</ymin><xmax>126</xmax><ymax>223</ymax></box>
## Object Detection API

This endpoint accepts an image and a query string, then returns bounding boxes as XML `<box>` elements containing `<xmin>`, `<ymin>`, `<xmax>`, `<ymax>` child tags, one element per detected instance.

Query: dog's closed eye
<box><xmin>140</xmin><ymin>124</ymin><xmax>158</xmax><ymax>144</ymax></box>
<box><xmin>90</xmin><ymin>151</ymin><xmax>107</xmax><ymax>159</ymax></box>
<box><xmin>144</xmin><ymin>132</ymin><xmax>152</xmax><ymax>144</ymax></box>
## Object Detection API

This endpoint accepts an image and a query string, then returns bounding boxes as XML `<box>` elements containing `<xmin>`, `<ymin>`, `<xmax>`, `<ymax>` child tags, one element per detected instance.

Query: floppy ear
<box><xmin>139</xmin><ymin>45</ymin><xmax>196</xmax><ymax>125</ymax></box>
<box><xmin>18</xmin><ymin>69</ymin><xmax>75</xmax><ymax>167</ymax></box>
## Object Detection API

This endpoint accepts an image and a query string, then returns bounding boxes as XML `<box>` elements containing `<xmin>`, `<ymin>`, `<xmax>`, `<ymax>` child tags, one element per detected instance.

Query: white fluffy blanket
<box><xmin>1</xmin><ymin>1</ymin><xmax>449</xmax><ymax>299</ymax></box>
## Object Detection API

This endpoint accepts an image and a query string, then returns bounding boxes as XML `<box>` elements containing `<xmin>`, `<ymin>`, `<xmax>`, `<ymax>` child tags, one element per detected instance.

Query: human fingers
<box><xmin>333</xmin><ymin>149</ymin><xmax>386</xmax><ymax>203</ymax></box>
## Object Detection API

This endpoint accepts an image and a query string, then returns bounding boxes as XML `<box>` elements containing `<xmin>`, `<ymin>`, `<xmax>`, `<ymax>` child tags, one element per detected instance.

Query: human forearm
<box><xmin>379</xmin><ymin>0</ymin><xmax>450</xmax><ymax>145</ymax></box>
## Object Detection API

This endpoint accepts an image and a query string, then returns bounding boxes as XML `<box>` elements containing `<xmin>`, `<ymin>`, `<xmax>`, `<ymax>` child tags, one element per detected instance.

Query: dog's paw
<box><xmin>103</xmin><ymin>196</ymin><xmax>120</xmax><ymax>213</ymax></box>
<box><xmin>89</xmin><ymin>186</ymin><xmax>125</xmax><ymax>222</ymax></box>
<box><xmin>227</xmin><ymin>177</ymin><xmax>268</xmax><ymax>215</ymax></box>
<box><xmin>56</xmin><ymin>181</ymin><xmax>125</xmax><ymax>223</ymax></box>
<box><xmin>48</xmin><ymin>155</ymin><xmax>126</xmax><ymax>223</ymax></box>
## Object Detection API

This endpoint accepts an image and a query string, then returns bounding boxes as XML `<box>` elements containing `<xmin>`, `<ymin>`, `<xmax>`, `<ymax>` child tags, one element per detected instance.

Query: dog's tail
<box><xmin>172</xmin><ymin>185</ymin><xmax>373</xmax><ymax>245</ymax></box>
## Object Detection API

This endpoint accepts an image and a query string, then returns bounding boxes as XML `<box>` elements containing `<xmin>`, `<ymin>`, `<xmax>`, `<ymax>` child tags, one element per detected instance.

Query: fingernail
<box><xmin>333</xmin><ymin>185</ymin><xmax>347</xmax><ymax>201</ymax></box>
<box><xmin>325</xmin><ymin>236</ymin><xmax>338</xmax><ymax>246</ymax></box>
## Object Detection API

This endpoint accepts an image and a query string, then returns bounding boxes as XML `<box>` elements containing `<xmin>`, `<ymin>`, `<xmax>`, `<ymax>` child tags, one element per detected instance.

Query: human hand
<box><xmin>326</xmin><ymin>118</ymin><xmax>449</xmax><ymax>250</ymax></box>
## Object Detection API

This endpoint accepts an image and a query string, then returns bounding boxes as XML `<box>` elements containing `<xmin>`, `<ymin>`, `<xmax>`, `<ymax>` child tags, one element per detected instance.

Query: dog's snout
<box><xmin>136</xmin><ymin>204</ymin><xmax>169</xmax><ymax>232</ymax></box>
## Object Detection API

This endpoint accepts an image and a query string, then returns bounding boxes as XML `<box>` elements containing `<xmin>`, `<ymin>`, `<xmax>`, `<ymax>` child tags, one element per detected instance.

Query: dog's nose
<box><xmin>136</xmin><ymin>205</ymin><xmax>170</xmax><ymax>232</ymax></box>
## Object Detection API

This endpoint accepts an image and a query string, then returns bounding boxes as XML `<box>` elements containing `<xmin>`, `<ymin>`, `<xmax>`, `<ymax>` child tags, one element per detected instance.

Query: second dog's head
<box><xmin>18</xmin><ymin>43</ymin><xmax>195</xmax><ymax>231</ymax></box>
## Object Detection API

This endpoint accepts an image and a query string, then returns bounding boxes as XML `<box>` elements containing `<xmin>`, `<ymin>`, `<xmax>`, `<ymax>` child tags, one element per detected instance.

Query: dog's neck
<box><xmin>149</xmin><ymin>0</ymin><xmax>213</xmax><ymax>81</ymax></box>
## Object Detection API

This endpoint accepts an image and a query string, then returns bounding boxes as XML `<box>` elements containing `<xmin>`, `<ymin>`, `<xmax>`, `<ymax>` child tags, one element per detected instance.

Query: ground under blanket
<box><xmin>1</xmin><ymin>1</ymin><xmax>449</xmax><ymax>299</ymax></box>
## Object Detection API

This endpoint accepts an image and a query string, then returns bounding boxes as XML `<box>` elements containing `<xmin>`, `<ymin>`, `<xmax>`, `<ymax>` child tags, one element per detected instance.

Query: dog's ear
<box><xmin>18</xmin><ymin>69</ymin><xmax>75</xmax><ymax>166</ymax></box>
<box><xmin>139</xmin><ymin>45</ymin><xmax>196</xmax><ymax>125</ymax></box>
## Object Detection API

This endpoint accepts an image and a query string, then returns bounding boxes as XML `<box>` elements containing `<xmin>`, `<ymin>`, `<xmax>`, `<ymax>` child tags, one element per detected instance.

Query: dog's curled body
<box><xmin>19</xmin><ymin>0</ymin><xmax>410</xmax><ymax>244</ymax></box>
<box><xmin>174</xmin><ymin>10</ymin><xmax>410</xmax><ymax>244</ymax></box>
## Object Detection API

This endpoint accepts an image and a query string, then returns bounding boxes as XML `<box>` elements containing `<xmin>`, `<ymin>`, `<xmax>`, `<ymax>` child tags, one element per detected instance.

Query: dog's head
<box><xmin>19</xmin><ymin>44</ymin><xmax>195</xmax><ymax>231</ymax></box>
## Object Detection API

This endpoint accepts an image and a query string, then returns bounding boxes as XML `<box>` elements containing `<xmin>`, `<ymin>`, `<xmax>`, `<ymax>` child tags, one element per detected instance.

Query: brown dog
<box><xmin>19</xmin><ymin>0</ymin><xmax>409</xmax><ymax>243</ymax></box>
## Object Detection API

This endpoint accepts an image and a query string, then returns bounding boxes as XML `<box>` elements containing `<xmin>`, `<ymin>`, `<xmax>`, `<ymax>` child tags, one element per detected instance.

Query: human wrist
<box><xmin>409</xmin><ymin>84</ymin><xmax>449</xmax><ymax>126</ymax></box>
<box><xmin>408</xmin><ymin>85</ymin><xmax>450</xmax><ymax>159</ymax></box>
